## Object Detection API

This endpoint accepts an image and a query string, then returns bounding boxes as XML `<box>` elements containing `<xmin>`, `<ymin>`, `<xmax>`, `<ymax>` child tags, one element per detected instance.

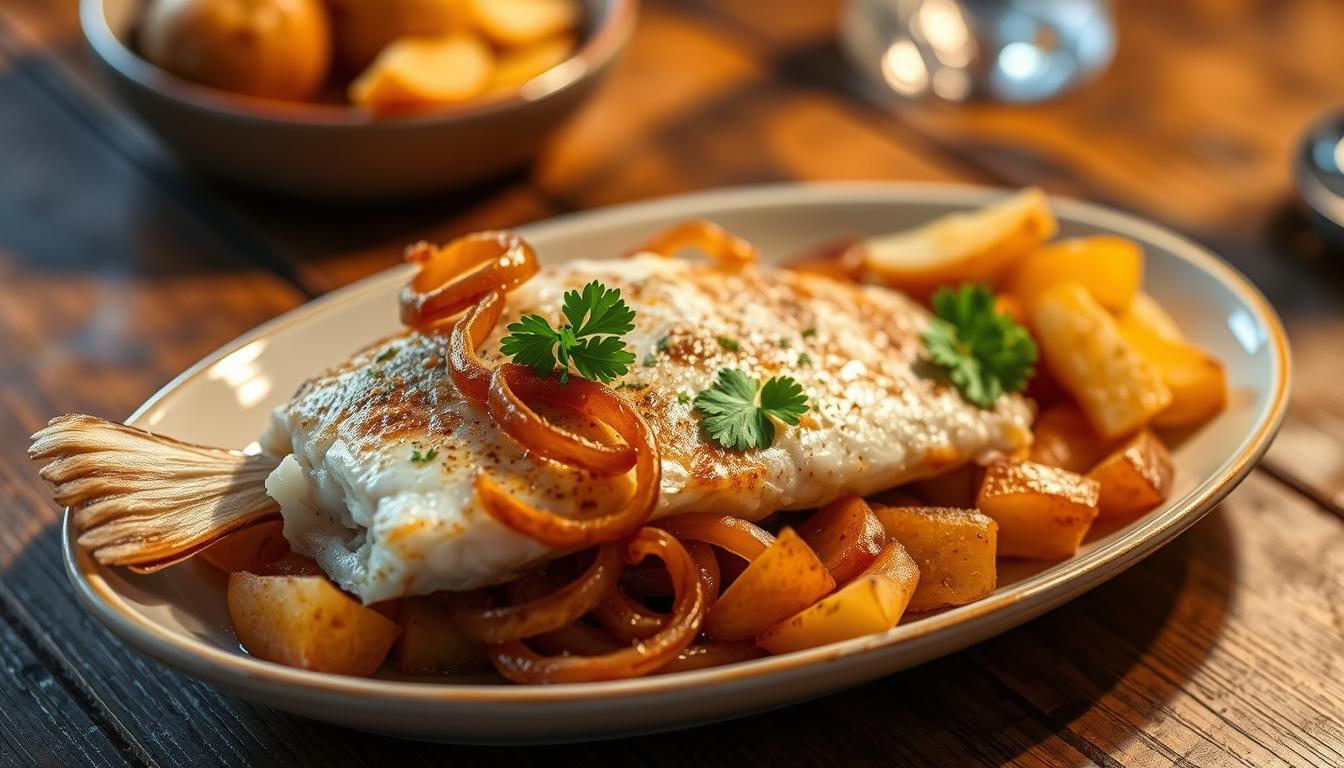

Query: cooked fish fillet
<box><xmin>262</xmin><ymin>254</ymin><xmax>1032</xmax><ymax>603</ymax></box>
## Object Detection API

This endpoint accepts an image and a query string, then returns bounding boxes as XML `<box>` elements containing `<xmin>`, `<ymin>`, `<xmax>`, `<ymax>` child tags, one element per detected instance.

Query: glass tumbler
<box><xmin>841</xmin><ymin>0</ymin><xmax>1115</xmax><ymax>103</ymax></box>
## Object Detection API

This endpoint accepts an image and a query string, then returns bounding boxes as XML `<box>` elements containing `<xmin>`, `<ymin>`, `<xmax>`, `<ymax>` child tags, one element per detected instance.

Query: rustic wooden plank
<box><xmin>0</xmin><ymin>606</ymin><xmax>134</xmax><ymax>768</ymax></box>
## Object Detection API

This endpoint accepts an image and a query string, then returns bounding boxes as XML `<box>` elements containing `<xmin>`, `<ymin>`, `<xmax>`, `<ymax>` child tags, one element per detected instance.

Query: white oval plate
<box><xmin>63</xmin><ymin>183</ymin><xmax>1289</xmax><ymax>743</ymax></box>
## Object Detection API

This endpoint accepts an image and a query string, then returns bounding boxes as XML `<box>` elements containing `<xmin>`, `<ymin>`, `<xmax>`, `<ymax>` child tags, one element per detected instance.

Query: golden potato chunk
<box><xmin>1119</xmin><ymin>321</ymin><xmax>1228</xmax><ymax>429</ymax></box>
<box><xmin>469</xmin><ymin>0</ymin><xmax>579</xmax><ymax>48</ymax></box>
<box><xmin>227</xmin><ymin>572</ymin><xmax>401</xmax><ymax>676</ymax></box>
<box><xmin>1088</xmin><ymin>430</ymin><xmax>1175</xmax><ymax>520</ymax></box>
<box><xmin>491</xmin><ymin>36</ymin><xmax>575</xmax><ymax>90</ymax></box>
<box><xmin>394</xmin><ymin>597</ymin><xmax>489</xmax><ymax>675</ymax></box>
<box><xmin>798</xmin><ymin>496</ymin><xmax>886</xmax><ymax>585</ymax></box>
<box><xmin>872</xmin><ymin>505</ymin><xmax>997</xmax><ymax>612</ymax></box>
<box><xmin>1032</xmin><ymin>282</ymin><xmax>1172</xmax><ymax>439</ymax></box>
<box><xmin>140</xmin><ymin>0</ymin><xmax>332</xmax><ymax>101</ymax></box>
<box><xmin>1119</xmin><ymin>293</ymin><xmax>1184</xmax><ymax>342</ymax></box>
<box><xmin>976</xmin><ymin>459</ymin><xmax>1100</xmax><ymax>560</ymax></box>
<box><xmin>1028</xmin><ymin>403</ymin><xmax>1116</xmax><ymax>474</ymax></box>
<box><xmin>703</xmin><ymin>528</ymin><xmax>835</xmax><ymax>642</ymax></box>
<box><xmin>327</xmin><ymin>0</ymin><xmax>471</xmax><ymax>73</ymax></box>
<box><xmin>1008</xmin><ymin>236</ymin><xmax>1143</xmax><ymax>313</ymax></box>
<box><xmin>756</xmin><ymin>540</ymin><xmax>919</xmax><ymax>655</ymax></box>
<box><xmin>349</xmin><ymin>34</ymin><xmax>494</xmax><ymax>115</ymax></box>
<box><xmin>909</xmin><ymin>463</ymin><xmax>984</xmax><ymax>508</ymax></box>
<box><xmin>852</xmin><ymin>188</ymin><xmax>1056</xmax><ymax>299</ymax></box>
<box><xmin>198</xmin><ymin>518</ymin><xmax>290</xmax><ymax>574</ymax></box>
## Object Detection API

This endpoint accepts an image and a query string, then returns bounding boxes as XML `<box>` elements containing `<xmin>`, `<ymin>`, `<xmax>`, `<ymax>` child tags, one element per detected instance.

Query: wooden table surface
<box><xmin>3</xmin><ymin>1</ymin><xmax>1344</xmax><ymax>765</ymax></box>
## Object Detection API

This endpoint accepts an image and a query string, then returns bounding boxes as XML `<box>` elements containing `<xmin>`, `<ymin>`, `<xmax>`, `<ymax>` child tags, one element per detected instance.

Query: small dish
<box><xmin>62</xmin><ymin>183</ymin><xmax>1289</xmax><ymax>743</ymax></box>
<box><xmin>80</xmin><ymin>0</ymin><xmax>636</xmax><ymax>200</ymax></box>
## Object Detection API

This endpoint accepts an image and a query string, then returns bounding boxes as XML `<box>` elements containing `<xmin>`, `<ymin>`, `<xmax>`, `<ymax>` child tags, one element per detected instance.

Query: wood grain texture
<box><xmin>0</xmin><ymin>0</ymin><xmax>1342</xmax><ymax>765</ymax></box>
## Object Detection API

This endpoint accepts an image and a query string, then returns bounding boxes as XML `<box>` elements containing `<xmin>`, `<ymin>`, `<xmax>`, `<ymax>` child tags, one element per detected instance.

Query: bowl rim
<box><xmin>61</xmin><ymin>181</ymin><xmax>1290</xmax><ymax>708</ymax></box>
<box><xmin>78</xmin><ymin>0</ymin><xmax>638</xmax><ymax>127</ymax></box>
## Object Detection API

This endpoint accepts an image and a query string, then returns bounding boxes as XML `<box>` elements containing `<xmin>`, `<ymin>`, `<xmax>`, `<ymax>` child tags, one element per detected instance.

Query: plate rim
<box><xmin>62</xmin><ymin>181</ymin><xmax>1291</xmax><ymax>707</ymax></box>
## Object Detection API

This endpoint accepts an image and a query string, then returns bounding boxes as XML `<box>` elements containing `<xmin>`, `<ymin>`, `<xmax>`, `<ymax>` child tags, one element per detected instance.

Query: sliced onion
<box><xmin>687</xmin><ymin>539</ymin><xmax>720</xmax><ymax>605</ymax></box>
<box><xmin>628</xmin><ymin>220</ymin><xmax>758</xmax><ymax>267</ymax></box>
<box><xmin>399</xmin><ymin>232</ymin><xmax>539</xmax><ymax>329</ymax></box>
<box><xmin>487</xmin><ymin>528</ymin><xmax>706</xmax><ymax>683</ymax></box>
<box><xmin>475</xmin><ymin>368</ymin><xmax>660</xmax><ymax>549</ymax></box>
<box><xmin>487</xmin><ymin>363</ymin><xmax>636</xmax><ymax>476</ymax></box>
<box><xmin>592</xmin><ymin>590</ymin><xmax>665</xmax><ymax>641</ymax></box>
<box><xmin>447</xmin><ymin>290</ymin><xmax>504</xmax><ymax>403</ymax></box>
<box><xmin>656</xmin><ymin>513</ymin><xmax>776</xmax><ymax>562</ymax></box>
<box><xmin>445</xmin><ymin>541</ymin><xmax>623</xmax><ymax>644</ymax></box>
<box><xmin>528</xmin><ymin>622</ymin><xmax>624</xmax><ymax>657</ymax></box>
<box><xmin>656</xmin><ymin>642</ymin><xmax>765</xmax><ymax>674</ymax></box>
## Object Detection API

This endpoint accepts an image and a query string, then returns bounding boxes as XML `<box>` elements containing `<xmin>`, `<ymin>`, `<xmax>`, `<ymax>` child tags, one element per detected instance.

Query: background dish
<box><xmin>81</xmin><ymin>0</ymin><xmax>635</xmax><ymax>199</ymax></box>
<box><xmin>62</xmin><ymin>183</ymin><xmax>1288</xmax><ymax>743</ymax></box>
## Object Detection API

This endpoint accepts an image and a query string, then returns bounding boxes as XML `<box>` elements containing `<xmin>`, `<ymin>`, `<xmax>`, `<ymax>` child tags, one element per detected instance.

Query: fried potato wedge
<box><xmin>1119</xmin><ymin>292</ymin><xmax>1184</xmax><ymax>342</ymax></box>
<box><xmin>756</xmin><ymin>540</ymin><xmax>919</xmax><ymax>655</ymax></box>
<box><xmin>1028</xmin><ymin>403</ymin><xmax>1116</xmax><ymax>474</ymax></box>
<box><xmin>703</xmin><ymin>528</ymin><xmax>835</xmax><ymax>642</ymax></box>
<box><xmin>491</xmin><ymin>36</ymin><xmax>575</xmax><ymax>90</ymax></box>
<box><xmin>1032</xmin><ymin>282</ymin><xmax>1172</xmax><ymax>439</ymax></box>
<box><xmin>872</xmin><ymin>505</ymin><xmax>996</xmax><ymax>612</ymax></box>
<box><xmin>798</xmin><ymin>496</ymin><xmax>886</xmax><ymax>585</ymax></box>
<box><xmin>1088</xmin><ymin>430</ymin><xmax>1175</xmax><ymax>520</ymax></box>
<box><xmin>1119</xmin><ymin>321</ymin><xmax>1228</xmax><ymax>429</ymax></box>
<box><xmin>851</xmin><ymin>188</ymin><xmax>1056</xmax><ymax>299</ymax></box>
<box><xmin>909</xmin><ymin>462</ymin><xmax>984</xmax><ymax>508</ymax></box>
<box><xmin>198</xmin><ymin>518</ymin><xmax>290</xmax><ymax>573</ymax></box>
<box><xmin>227</xmin><ymin>572</ymin><xmax>401</xmax><ymax>676</ymax></box>
<box><xmin>349</xmin><ymin>34</ymin><xmax>494</xmax><ymax>115</ymax></box>
<box><xmin>327</xmin><ymin>0</ymin><xmax>471</xmax><ymax>73</ymax></box>
<box><xmin>1008</xmin><ymin>235</ymin><xmax>1143</xmax><ymax>313</ymax></box>
<box><xmin>976</xmin><ymin>459</ymin><xmax>1100</xmax><ymax>560</ymax></box>
<box><xmin>469</xmin><ymin>0</ymin><xmax>579</xmax><ymax>48</ymax></box>
<box><xmin>395</xmin><ymin>597</ymin><xmax>489</xmax><ymax>675</ymax></box>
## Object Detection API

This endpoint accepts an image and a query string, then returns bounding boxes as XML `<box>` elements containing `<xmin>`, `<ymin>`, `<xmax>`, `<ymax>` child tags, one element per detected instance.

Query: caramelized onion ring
<box><xmin>446</xmin><ymin>542</ymin><xmax>623</xmax><ymax>644</ymax></box>
<box><xmin>593</xmin><ymin>541</ymin><xmax>716</xmax><ymax>640</ymax></box>
<box><xmin>528</xmin><ymin>622</ymin><xmax>624</xmax><ymax>657</ymax></box>
<box><xmin>399</xmin><ymin>232</ymin><xmax>539</xmax><ymax>328</ymax></box>
<box><xmin>688</xmin><ymin>540</ymin><xmax>721</xmax><ymax>604</ymax></box>
<box><xmin>475</xmin><ymin>369</ymin><xmax>660</xmax><ymax>548</ymax></box>
<box><xmin>487</xmin><ymin>363</ymin><xmax>636</xmax><ymax>476</ymax></box>
<box><xmin>487</xmin><ymin>528</ymin><xmax>706</xmax><ymax>683</ymax></box>
<box><xmin>656</xmin><ymin>642</ymin><xmax>765</xmax><ymax>674</ymax></box>
<box><xmin>628</xmin><ymin>220</ymin><xmax>758</xmax><ymax>267</ymax></box>
<box><xmin>592</xmin><ymin>590</ymin><xmax>665</xmax><ymax>641</ymax></box>
<box><xmin>447</xmin><ymin>291</ymin><xmax>505</xmax><ymax>402</ymax></box>
<box><xmin>656</xmin><ymin>513</ymin><xmax>776</xmax><ymax>562</ymax></box>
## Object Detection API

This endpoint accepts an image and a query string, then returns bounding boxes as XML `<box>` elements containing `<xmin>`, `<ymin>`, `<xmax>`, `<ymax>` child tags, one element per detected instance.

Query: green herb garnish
<box><xmin>801</xmin><ymin>327</ymin><xmax>817</xmax><ymax>339</ymax></box>
<box><xmin>921</xmin><ymin>284</ymin><xmax>1037</xmax><ymax>408</ymax></box>
<box><xmin>411</xmin><ymin>447</ymin><xmax>438</xmax><ymax>463</ymax></box>
<box><xmin>716</xmin><ymin>336</ymin><xmax>740</xmax><ymax>352</ymax></box>
<box><xmin>779</xmin><ymin>338</ymin><xmax>791</xmax><ymax>349</ymax></box>
<box><xmin>797</xmin><ymin>352</ymin><xmax>813</xmax><ymax>367</ymax></box>
<box><xmin>499</xmin><ymin>280</ymin><xmax>637</xmax><ymax>384</ymax></box>
<box><xmin>693</xmin><ymin>369</ymin><xmax>810</xmax><ymax>451</ymax></box>
<box><xmin>677</xmin><ymin>391</ymin><xmax>691</xmax><ymax>404</ymax></box>
<box><xmin>616</xmin><ymin>381</ymin><xmax>648</xmax><ymax>391</ymax></box>
<box><xmin>375</xmin><ymin>348</ymin><xmax>396</xmax><ymax>363</ymax></box>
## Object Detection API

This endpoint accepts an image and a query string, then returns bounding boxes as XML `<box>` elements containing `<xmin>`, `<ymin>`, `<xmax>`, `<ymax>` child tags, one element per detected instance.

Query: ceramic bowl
<box><xmin>62</xmin><ymin>183</ymin><xmax>1289</xmax><ymax>743</ymax></box>
<box><xmin>80</xmin><ymin>0</ymin><xmax>635</xmax><ymax>200</ymax></box>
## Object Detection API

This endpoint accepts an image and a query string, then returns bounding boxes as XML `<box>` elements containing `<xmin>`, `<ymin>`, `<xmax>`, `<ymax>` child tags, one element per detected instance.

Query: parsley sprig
<box><xmin>693</xmin><ymin>369</ymin><xmax>809</xmax><ymax>451</ymax></box>
<box><xmin>499</xmin><ymin>280</ymin><xmax>637</xmax><ymax>383</ymax></box>
<box><xmin>921</xmin><ymin>284</ymin><xmax>1037</xmax><ymax>408</ymax></box>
